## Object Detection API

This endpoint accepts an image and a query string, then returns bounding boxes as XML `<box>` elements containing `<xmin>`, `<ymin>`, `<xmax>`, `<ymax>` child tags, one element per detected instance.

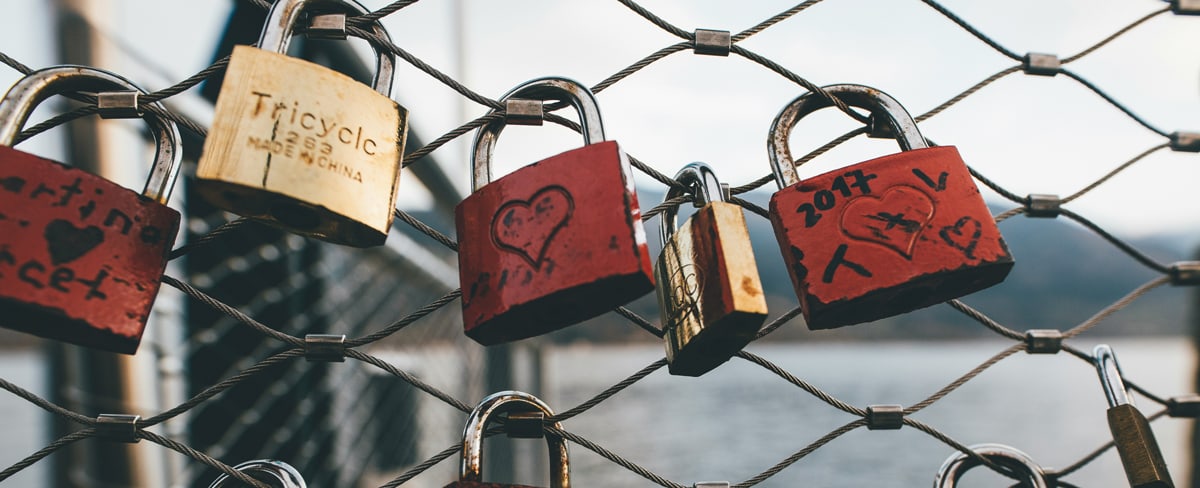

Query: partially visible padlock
<box><xmin>208</xmin><ymin>459</ymin><xmax>306</xmax><ymax>488</ymax></box>
<box><xmin>456</xmin><ymin>77</ymin><xmax>654</xmax><ymax>345</ymax></box>
<box><xmin>446</xmin><ymin>390</ymin><xmax>569</xmax><ymax>488</ymax></box>
<box><xmin>1094</xmin><ymin>344</ymin><xmax>1174</xmax><ymax>488</ymax></box>
<box><xmin>655</xmin><ymin>162</ymin><xmax>767</xmax><ymax>377</ymax></box>
<box><xmin>933</xmin><ymin>443</ymin><xmax>1048</xmax><ymax>488</ymax></box>
<box><xmin>196</xmin><ymin>0</ymin><xmax>408</xmax><ymax>247</ymax></box>
<box><xmin>0</xmin><ymin>66</ymin><xmax>182</xmax><ymax>354</ymax></box>
<box><xmin>767</xmin><ymin>84</ymin><xmax>1013</xmax><ymax>329</ymax></box>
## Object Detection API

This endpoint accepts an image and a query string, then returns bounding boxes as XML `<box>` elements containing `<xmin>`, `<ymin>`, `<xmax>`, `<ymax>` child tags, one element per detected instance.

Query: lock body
<box><xmin>656</xmin><ymin>201</ymin><xmax>767</xmax><ymax>376</ymax></box>
<box><xmin>0</xmin><ymin>149</ymin><xmax>179</xmax><ymax>353</ymax></box>
<box><xmin>197</xmin><ymin>46</ymin><xmax>407</xmax><ymax>247</ymax></box>
<box><xmin>457</xmin><ymin>140</ymin><xmax>654</xmax><ymax>345</ymax></box>
<box><xmin>1109</xmin><ymin>404</ymin><xmax>1173</xmax><ymax>487</ymax></box>
<box><xmin>769</xmin><ymin>146</ymin><xmax>1012</xmax><ymax>329</ymax></box>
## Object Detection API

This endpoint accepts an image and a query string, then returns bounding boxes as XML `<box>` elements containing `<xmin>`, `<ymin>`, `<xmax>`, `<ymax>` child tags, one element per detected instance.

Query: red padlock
<box><xmin>768</xmin><ymin>84</ymin><xmax>1013</xmax><ymax>329</ymax></box>
<box><xmin>0</xmin><ymin>66</ymin><xmax>182</xmax><ymax>354</ymax></box>
<box><xmin>456</xmin><ymin>77</ymin><xmax>654</xmax><ymax>345</ymax></box>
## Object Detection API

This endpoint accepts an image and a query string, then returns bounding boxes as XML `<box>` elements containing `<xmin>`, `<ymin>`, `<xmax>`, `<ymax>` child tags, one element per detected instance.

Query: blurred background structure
<box><xmin>0</xmin><ymin>0</ymin><xmax>1197</xmax><ymax>487</ymax></box>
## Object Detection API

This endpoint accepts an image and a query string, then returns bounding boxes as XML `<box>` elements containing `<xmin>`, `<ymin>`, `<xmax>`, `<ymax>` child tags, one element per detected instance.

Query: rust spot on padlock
<box><xmin>768</xmin><ymin>84</ymin><xmax>1012</xmax><ymax>329</ymax></box>
<box><xmin>457</xmin><ymin>78</ymin><xmax>654</xmax><ymax>345</ymax></box>
<box><xmin>0</xmin><ymin>66</ymin><xmax>183</xmax><ymax>354</ymax></box>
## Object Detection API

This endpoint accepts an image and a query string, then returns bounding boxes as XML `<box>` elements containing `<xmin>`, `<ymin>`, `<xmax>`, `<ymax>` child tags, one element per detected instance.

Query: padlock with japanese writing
<box><xmin>656</xmin><ymin>162</ymin><xmax>767</xmax><ymax>376</ymax></box>
<box><xmin>768</xmin><ymin>84</ymin><xmax>1013</xmax><ymax>330</ymax></box>
<box><xmin>456</xmin><ymin>77</ymin><xmax>654</xmax><ymax>345</ymax></box>
<box><xmin>934</xmin><ymin>443</ymin><xmax>1048</xmax><ymax>487</ymax></box>
<box><xmin>1094</xmin><ymin>344</ymin><xmax>1174</xmax><ymax>488</ymax></box>
<box><xmin>208</xmin><ymin>459</ymin><xmax>306</xmax><ymax>488</ymax></box>
<box><xmin>196</xmin><ymin>0</ymin><xmax>408</xmax><ymax>247</ymax></box>
<box><xmin>0</xmin><ymin>66</ymin><xmax>182</xmax><ymax>354</ymax></box>
<box><xmin>446</xmin><ymin>390</ymin><xmax>569</xmax><ymax>488</ymax></box>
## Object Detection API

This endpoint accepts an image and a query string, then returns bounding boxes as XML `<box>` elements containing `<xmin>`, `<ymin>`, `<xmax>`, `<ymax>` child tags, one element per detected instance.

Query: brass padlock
<box><xmin>655</xmin><ymin>162</ymin><xmax>767</xmax><ymax>377</ymax></box>
<box><xmin>1094</xmin><ymin>344</ymin><xmax>1174</xmax><ymax>488</ymax></box>
<box><xmin>447</xmin><ymin>390</ymin><xmax>569</xmax><ymax>488</ymax></box>
<box><xmin>934</xmin><ymin>443</ymin><xmax>1048</xmax><ymax>487</ymax></box>
<box><xmin>196</xmin><ymin>0</ymin><xmax>408</xmax><ymax>247</ymax></box>
<box><xmin>208</xmin><ymin>459</ymin><xmax>306</xmax><ymax>488</ymax></box>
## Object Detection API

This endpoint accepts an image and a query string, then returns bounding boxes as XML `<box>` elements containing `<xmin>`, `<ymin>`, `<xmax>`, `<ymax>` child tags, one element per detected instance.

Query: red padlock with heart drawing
<box><xmin>768</xmin><ymin>84</ymin><xmax>1013</xmax><ymax>330</ymax></box>
<box><xmin>456</xmin><ymin>77</ymin><xmax>654</xmax><ymax>345</ymax></box>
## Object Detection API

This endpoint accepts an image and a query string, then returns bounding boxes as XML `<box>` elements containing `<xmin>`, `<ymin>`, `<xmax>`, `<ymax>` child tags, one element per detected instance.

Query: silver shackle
<box><xmin>258</xmin><ymin>0</ymin><xmax>397</xmax><ymax>97</ymax></box>
<box><xmin>208</xmin><ymin>459</ymin><xmax>306</xmax><ymax>488</ymax></box>
<box><xmin>0</xmin><ymin>65</ymin><xmax>182</xmax><ymax>205</ymax></box>
<box><xmin>471</xmin><ymin>76</ymin><xmax>606</xmax><ymax>191</ymax></box>
<box><xmin>933</xmin><ymin>443</ymin><xmax>1048</xmax><ymax>488</ymax></box>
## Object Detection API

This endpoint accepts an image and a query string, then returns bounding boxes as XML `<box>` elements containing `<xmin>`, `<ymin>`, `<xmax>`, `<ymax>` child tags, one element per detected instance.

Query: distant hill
<box><xmin>543</xmin><ymin>185</ymin><xmax>1199</xmax><ymax>343</ymax></box>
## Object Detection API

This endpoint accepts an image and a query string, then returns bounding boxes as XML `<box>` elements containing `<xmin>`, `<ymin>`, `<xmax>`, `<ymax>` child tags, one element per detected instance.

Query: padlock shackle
<box><xmin>459</xmin><ymin>390</ymin><xmax>570</xmax><ymax>488</ymax></box>
<box><xmin>258</xmin><ymin>0</ymin><xmax>397</xmax><ymax>97</ymax></box>
<box><xmin>207</xmin><ymin>459</ymin><xmax>307</xmax><ymax>488</ymax></box>
<box><xmin>768</xmin><ymin>84</ymin><xmax>927</xmax><ymax>189</ymax></box>
<box><xmin>933</xmin><ymin>443</ymin><xmax>1048</xmax><ymax>488</ymax></box>
<box><xmin>1094</xmin><ymin>344</ymin><xmax>1134</xmax><ymax>408</ymax></box>
<box><xmin>0</xmin><ymin>65</ymin><xmax>182</xmax><ymax>205</ymax></box>
<box><xmin>471</xmin><ymin>77</ymin><xmax>606</xmax><ymax>191</ymax></box>
<box><xmin>660</xmin><ymin>162</ymin><xmax>726</xmax><ymax>248</ymax></box>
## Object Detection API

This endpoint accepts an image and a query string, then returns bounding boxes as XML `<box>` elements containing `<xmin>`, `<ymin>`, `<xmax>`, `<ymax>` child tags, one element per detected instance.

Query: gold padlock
<box><xmin>655</xmin><ymin>162</ymin><xmax>768</xmax><ymax>377</ymax></box>
<box><xmin>196</xmin><ymin>0</ymin><xmax>408</xmax><ymax>247</ymax></box>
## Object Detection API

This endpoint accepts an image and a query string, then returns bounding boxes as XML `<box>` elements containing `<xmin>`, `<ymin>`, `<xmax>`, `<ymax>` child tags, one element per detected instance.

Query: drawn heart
<box><xmin>938</xmin><ymin>216</ymin><xmax>981</xmax><ymax>260</ymax></box>
<box><xmin>44</xmin><ymin>219</ymin><xmax>105</xmax><ymax>265</ymax></box>
<box><xmin>491</xmin><ymin>186</ymin><xmax>574</xmax><ymax>269</ymax></box>
<box><xmin>839</xmin><ymin>185</ymin><xmax>934</xmax><ymax>259</ymax></box>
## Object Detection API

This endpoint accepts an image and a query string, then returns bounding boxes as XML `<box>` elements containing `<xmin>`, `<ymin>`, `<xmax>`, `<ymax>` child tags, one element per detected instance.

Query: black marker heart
<box><xmin>938</xmin><ymin>216</ymin><xmax>981</xmax><ymax>260</ymax></box>
<box><xmin>44</xmin><ymin>219</ymin><xmax>104</xmax><ymax>265</ymax></box>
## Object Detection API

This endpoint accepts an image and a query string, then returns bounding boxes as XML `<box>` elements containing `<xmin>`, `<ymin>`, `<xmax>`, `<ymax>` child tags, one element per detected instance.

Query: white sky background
<box><xmin>0</xmin><ymin>0</ymin><xmax>1197</xmax><ymax>241</ymax></box>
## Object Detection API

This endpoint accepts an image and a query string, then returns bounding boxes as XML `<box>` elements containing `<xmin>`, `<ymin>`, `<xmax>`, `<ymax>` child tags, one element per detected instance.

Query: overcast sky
<box><xmin>1</xmin><ymin>0</ymin><xmax>1197</xmax><ymax>240</ymax></box>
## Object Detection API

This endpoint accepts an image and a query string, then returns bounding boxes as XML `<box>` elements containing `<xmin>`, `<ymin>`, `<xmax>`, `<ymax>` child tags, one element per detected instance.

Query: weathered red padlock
<box><xmin>768</xmin><ymin>84</ymin><xmax>1013</xmax><ymax>329</ymax></box>
<box><xmin>446</xmin><ymin>390</ymin><xmax>569</xmax><ymax>488</ymax></box>
<box><xmin>0</xmin><ymin>66</ymin><xmax>182</xmax><ymax>354</ymax></box>
<box><xmin>456</xmin><ymin>77</ymin><xmax>654</xmax><ymax>345</ymax></box>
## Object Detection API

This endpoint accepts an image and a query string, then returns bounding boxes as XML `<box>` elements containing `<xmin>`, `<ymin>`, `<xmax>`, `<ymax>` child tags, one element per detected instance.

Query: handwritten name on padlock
<box><xmin>0</xmin><ymin>156</ymin><xmax>178</xmax><ymax>342</ymax></box>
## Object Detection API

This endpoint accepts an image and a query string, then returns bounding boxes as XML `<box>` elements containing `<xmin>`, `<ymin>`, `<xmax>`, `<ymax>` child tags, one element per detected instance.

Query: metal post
<box><xmin>50</xmin><ymin>1</ymin><xmax>181</xmax><ymax>486</ymax></box>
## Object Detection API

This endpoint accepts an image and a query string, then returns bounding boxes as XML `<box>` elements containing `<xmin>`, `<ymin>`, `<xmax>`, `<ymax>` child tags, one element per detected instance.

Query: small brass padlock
<box><xmin>446</xmin><ymin>390</ymin><xmax>570</xmax><ymax>488</ymax></box>
<box><xmin>655</xmin><ymin>162</ymin><xmax>767</xmax><ymax>377</ymax></box>
<box><xmin>197</xmin><ymin>0</ymin><xmax>408</xmax><ymax>247</ymax></box>
<box><xmin>768</xmin><ymin>84</ymin><xmax>1013</xmax><ymax>330</ymax></box>
<box><xmin>934</xmin><ymin>443</ymin><xmax>1048</xmax><ymax>487</ymax></box>
<box><xmin>456</xmin><ymin>77</ymin><xmax>654</xmax><ymax>345</ymax></box>
<box><xmin>1094</xmin><ymin>344</ymin><xmax>1174</xmax><ymax>488</ymax></box>
<box><xmin>0</xmin><ymin>66</ymin><xmax>182</xmax><ymax>354</ymax></box>
<box><xmin>208</xmin><ymin>459</ymin><xmax>306</xmax><ymax>488</ymax></box>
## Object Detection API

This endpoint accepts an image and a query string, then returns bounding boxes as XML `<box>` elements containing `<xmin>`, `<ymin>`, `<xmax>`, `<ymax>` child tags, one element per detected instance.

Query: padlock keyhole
<box><xmin>271</xmin><ymin>201</ymin><xmax>321</xmax><ymax>230</ymax></box>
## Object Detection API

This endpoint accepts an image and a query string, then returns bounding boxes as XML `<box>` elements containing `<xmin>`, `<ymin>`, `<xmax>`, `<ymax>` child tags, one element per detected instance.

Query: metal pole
<box><xmin>50</xmin><ymin>1</ymin><xmax>181</xmax><ymax>486</ymax></box>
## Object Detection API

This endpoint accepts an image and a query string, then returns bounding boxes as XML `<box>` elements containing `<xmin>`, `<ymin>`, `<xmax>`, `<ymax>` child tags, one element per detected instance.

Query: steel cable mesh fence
<box><xmin>0</xmin><ymin>0</ymin><xmax>1197</xmax><ymax>486</ymax></box>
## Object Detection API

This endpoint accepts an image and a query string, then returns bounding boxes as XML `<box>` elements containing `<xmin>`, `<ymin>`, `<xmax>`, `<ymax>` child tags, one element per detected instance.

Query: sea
<box><xmin>0</xmin><ymin>338</ymin><xmax>1194</xmax><ymax>487</ymax></box>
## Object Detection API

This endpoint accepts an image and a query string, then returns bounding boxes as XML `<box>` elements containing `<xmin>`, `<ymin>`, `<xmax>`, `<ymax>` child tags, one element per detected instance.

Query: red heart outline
<box><xmin>839</xmin><ymin>185</ymin><xmax>934</xmax><ymax>259</ymax></box>
<box><xmin>490</xmin><ymin>186</ymin><xmax>575</xmax><ymax>269</ymax></box>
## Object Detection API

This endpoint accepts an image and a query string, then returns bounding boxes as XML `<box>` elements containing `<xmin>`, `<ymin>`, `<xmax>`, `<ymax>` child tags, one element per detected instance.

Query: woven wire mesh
<box><xmin>0</xmin><ymin>0</ymin><xmax>1199</xmax><ymax>486</ymax></box>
